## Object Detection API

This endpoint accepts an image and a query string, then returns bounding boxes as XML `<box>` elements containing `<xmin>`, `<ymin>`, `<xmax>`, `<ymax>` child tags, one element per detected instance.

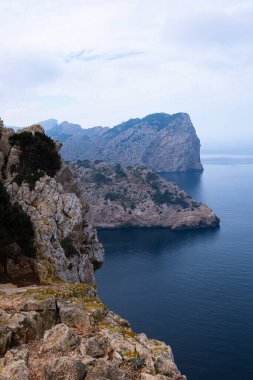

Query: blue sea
<box><xmin>96</xmin><ymin>154</ymin><xmax>253</xmax><ymax>380</ymax></box>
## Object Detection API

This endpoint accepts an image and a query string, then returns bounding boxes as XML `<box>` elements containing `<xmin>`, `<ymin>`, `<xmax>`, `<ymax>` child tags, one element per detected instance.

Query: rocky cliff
<box><xmin>0</xmin><ymin>122</ymin><xmax>103</xmax><ymax>285</ymax></box>
<box><xmin>0</xmin><ymin>283</ymin><xmax>185</xmax><ymax>380</ymax></box>
<box><xmin>73</xmin><ymin>160</ymin><xmax>219</xmax><ymax>230</ymax></box>
<box><xmin>0</xmin><ymin>118</ymin><xmax>194</xmax><ymax>379</ymax></box>
<box><xmin>59</xmin><ymin>113</ymin><xmax>203</xmax><ymax>172</ymax></box>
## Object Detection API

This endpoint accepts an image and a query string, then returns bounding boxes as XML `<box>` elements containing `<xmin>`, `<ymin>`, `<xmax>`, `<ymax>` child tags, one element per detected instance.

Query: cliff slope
<box><xmin>0</xmin><ymin>122</ymin><xmax>103</xmax><ymax>285</ymax></box>
<box><xmin>73</xmin><ymin>160</ymin><xmax>219</xmax><ymax>230</ymax></box>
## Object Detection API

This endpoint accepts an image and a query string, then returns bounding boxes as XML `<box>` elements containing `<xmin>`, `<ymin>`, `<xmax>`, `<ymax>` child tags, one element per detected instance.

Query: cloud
<box><xmin>163</xmin><ymin>7</ymin><xmax>253</xmax><ymax>48</ymax></box>
<box><xmin>64</xmin><ymin>49</ymin><xmax>144</xmax><ymax>63</ymax></box>
<box><xmin>0</xmin><ymin>0</ymin><xmax>253</xmax><ymax>149</ymax></box>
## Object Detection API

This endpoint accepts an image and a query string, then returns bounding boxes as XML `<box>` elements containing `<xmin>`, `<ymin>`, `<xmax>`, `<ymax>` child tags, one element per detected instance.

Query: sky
<box><xmin>0</xmin><ymin>0</ymin><xmax>253</xmax><ymax>151</ymax></box>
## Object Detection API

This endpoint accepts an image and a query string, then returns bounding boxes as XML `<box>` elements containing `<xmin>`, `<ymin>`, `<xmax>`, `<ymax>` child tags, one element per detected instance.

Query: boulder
<box><xmin>42</xmin><ymin>323</ymin><xmax>80</xmax><ymax>353</ymax></box>
<box><xmin>44</xmin><ymin>356</ymin><xmax>86</xmax><ymax>380</ymax></box>
<box><xmin>83</xmin><ymin>336</ymin><xmax>108</xmax><ymax>358</ymax></box>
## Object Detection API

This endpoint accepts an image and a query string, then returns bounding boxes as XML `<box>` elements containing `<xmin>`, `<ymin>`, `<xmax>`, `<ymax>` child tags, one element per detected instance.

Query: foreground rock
<box><xmin>0</xmin><ymin>283</ymin><xmax>186</xmax><ymax>380</ymax></box>
<box><xmin>74</xmin><ymin>161</ymin><xmax>219</xmax><ymax>229</ymax></box>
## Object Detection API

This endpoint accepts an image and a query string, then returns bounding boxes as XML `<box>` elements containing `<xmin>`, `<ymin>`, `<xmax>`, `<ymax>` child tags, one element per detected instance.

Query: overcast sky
<box><xmin>1</xmin><ymin>0</ymin><xmax>253</xmax><ymax>150</ymax></box>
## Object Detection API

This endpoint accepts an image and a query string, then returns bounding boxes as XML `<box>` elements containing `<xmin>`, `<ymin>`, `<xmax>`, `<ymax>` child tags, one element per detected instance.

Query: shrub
<box><xmin>152</xmin><ymin>189</ymin><xmax>173</xmax><ymax>205</ymax></box>
<box><xmin>174</xmin><ymin>195</ymin><xmax>189</xmax><ymax>208</ymax></box>
<box><xmin>93</xmin><ymin>172</ymin><xmax>111</xmax><ymax>185</ymax></box>
<box><xmin>146</xmin><ymin>172</ymin><xmax>159</xmax><ymax>182</ymax></box>
<box><xmin>0</xmin><ymin>181</ymin><xmax>35</xmax><ymax>258</ymax></box>
<box><xmin>130</xmin><ymin>354</ymin><xmax>145</xmax><ymax>370</ymax></box>
<box><xmin>9</xmin><ymin>131</ymin><xmax>61</xmax><ymax>189</ymax></box>
<box><xmin>150</xmin><ymin>181</ymin><xmax>160</xmax><ymax>190</ymax></box>
<box><xmin>105</xmin><ymin>192</ymin><xmax>121</xmax><ymax>201</ymax></box>
<box><xmin>115</xmin><ymin>163</ymin><xmax>126</xmax><ymax>179</ymax></box>
<box><xmin>61</xmin><ymin>237</ymin><xmax>78</xmax><ymax>258</ymax></box>
<box><xmin>76</xmin><ymin>159</ymin><xmax>91</xmax><ymax>168</ymax></box>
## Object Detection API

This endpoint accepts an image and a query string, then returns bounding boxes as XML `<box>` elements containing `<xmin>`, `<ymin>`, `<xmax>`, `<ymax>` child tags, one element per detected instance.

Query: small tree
<box><xmin>0</xmin><ymin>181</ymin><xmax>35</xmax><ymax>258</ymax></box>
<box><xmin>9</xmin><ymin>131</ymin><xmax>61</xmax><ymax>189</ymax></box>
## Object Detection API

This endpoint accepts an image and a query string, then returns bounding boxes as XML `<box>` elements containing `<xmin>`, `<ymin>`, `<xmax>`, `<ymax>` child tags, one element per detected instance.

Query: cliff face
<box><xmin>73</xmin><ymin>161</ymin><xmax>219</xmax><ymax>230</ymax></box>
<box><xmin>0</xmin><ymin>124</ymin><xmax>104</xmax><ymax>285</ymax></box>
<box><xmin>60</xmin><ymin>113</ymin><xmax>203</xmax><ymax>172</ymax></box>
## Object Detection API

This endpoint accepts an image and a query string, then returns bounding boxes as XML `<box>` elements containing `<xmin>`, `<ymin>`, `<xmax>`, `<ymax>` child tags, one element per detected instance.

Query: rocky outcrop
<box><xmin>0</xmin><ymin>124</ymin><xmax>104</xmax><ymax>285</ymax></box>
<box><xmin>0</xmin><ymin>283</ymin><xmax>186</xmax><ymax>380</ymax></box>
<box><xmin>74</xmin><ymin>161</ymin><xmax>219</xmax><ymax>230</ymax></box>
<box><xmin>59</xmin><ymin>113</ymin><xmax>203</xmax><ymax>172</ymax></box>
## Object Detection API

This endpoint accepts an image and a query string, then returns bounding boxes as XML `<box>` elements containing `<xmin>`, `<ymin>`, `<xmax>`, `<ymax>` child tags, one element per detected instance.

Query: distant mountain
<box><xmin>7</xmin><ymin>113</ymin><xmax>203</xmax><ymax>172</ymax></box>
<box><xmin>60</xmin><ymin>112</ymin><xmax>203</xmax><ymax>172</ymax></box>
<box><xmin>38</xmin><ymin>118</ymin><xmax>58</xmax><ymax>130</ymax></box>
<box><xmin>39</xmin><ymin>120</ymin><xmax>108</xmax><ymax>143</ymax></box>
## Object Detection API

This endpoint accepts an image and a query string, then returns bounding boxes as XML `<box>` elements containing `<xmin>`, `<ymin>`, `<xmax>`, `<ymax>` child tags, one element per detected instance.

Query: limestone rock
<box><xmin>1</xmin><ymin>360</ymin><xmax>29</xmax><ymax>380</ymax></box>
<box><xmin>0</xmin><ymin>125</ymin><xmax>104</xmax><ymax>284</ymax></box>
<box><xmin>83</xmin><ymin>336</ymin><xmax>109</xmax><ymax>358</ymax></box>
<box><xmin>44</xmin><ymin>357</ymin><xmax>87</xmax><ymax>380</ymax></box>
<box><xmin>42</xmin><ymin>323</ymin><xmax>80</xmax><ymax>353</ymax></box>
<box><xmin>18</xmin><ymin>124</ymin><xmax>45</xmax><ymax>135</ymax></box>
<box><xmin>0</xmin><ymin>284</ymin><xmax>185</xmax><ymax>380</ymax></box>
<box><xmin>4</xmin><ymin>348</ymin><xmax>29</xmax><ymax>365</ymax></box>
<box><xmin>0</xmin><ymin>326</ymin><xmax>12</xmax><ymax>356</ymax></box>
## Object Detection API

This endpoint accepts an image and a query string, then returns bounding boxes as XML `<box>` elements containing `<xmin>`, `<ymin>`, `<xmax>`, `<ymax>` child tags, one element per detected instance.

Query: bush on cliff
<box><xmin>9</xmin><ymin>131</ymin><xmax>61</xmax><ymax>189</ymax></box>
<box><xmin>0</xmin><ymin>181</ymin><xmax>35</xmax><ymax>258</ymax></box>
<box><xmin>152</xmin><ymin>189</ymin><xmax>173</xmax><ymax>205</ymax></box>
<box><xmin>61</xmin><ymin>237</ymin><xmax>78</xmax><ymax>258</ymax></box>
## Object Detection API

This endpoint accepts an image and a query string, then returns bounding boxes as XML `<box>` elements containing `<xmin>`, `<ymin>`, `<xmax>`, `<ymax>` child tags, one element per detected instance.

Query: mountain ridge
<box><xmin>8</xmin><ymin>112</ymin><xmax>203</xmax><ymax>172</ymax></box>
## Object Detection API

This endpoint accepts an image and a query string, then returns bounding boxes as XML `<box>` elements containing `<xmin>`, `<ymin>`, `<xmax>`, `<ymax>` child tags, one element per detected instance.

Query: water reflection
<box><xmin>160</xmin><ymin>170</ymin><xmax>203</xmax><ymax>199</ymax></box>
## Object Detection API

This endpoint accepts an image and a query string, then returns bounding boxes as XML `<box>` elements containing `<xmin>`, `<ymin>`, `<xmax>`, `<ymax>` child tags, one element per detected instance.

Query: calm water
<box><xmin>96</xmin><ymin>155</ymin><xmax>253</xmax><ymax>380</ymax></box>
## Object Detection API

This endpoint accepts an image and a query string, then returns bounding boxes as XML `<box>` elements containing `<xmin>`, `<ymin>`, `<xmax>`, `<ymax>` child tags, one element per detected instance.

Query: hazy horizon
<box><xmin>1</xmin><ymin>0</ymin><xmax>253</xmax><ymax>151</ymax></box>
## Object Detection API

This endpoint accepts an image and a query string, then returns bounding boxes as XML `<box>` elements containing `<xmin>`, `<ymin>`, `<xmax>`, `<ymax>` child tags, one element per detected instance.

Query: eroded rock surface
<box><xmin>0</xmin><ymin>284</ymin><xmax>186</xmax><ymax>380</ymax></box>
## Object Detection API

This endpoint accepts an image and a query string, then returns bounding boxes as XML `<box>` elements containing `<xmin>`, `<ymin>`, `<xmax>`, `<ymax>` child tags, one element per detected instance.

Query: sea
<box><xmin>96</xmin><ymin>154</ymin><xmax>253</xmax><ymax>380</ymax></box>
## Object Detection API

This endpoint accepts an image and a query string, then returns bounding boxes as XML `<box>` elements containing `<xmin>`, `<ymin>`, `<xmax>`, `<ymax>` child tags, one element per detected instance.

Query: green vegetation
<box><xmin>115</xmin><ymin>163</ymin><xmax>127</xmax><ymax>179</ymax></box>
<box><xmin>9</xmin><ymin>131</ymin><xmax>61</xmax><ymax>189</ymax></box>
<box><xmin>152</xmin><ymin>189</ymin><xmax>173</xmax><ymax>204</ymax></box>
<box><xmin>93</xmin><ymin>172</ymin><xmax>112</xmax><ymax>185</ymax></box>
<box><xmin>104</xmin><ymin>189</ymin><xmax>136</xmax><ymax>210</ymax></box>
<box><xmin>0</xmin><ymin>180</ymin><xmax>35</xmax><ymax>258</ymax></box>
<box><xmin>152</xmin><ymin>188</ymin><xmax>189</xmax><ymax>208</ymax></box>
<box><xmin>130</xmin><ymin>353</ymin><xmax>146</xmax><ymax>370</ymax></box>
<box><xmin>76</xmin><ymin>159</ymin><xmax>91</xmax><ymax>168</ymax></box>
<box><xmin>146</xmin><ymin>171</ymin><xmax>159</xmax><ymax>182</ymax></box>
<box><xmin>150</xmin><ymin>181</ymin><xmax>160</xmax><ymax>190</ymax></box>
<box><xmin>174</xmin><ymin>195</ymin><xmax>189</xmax><ymax>208</ymax></box>
<box><xmin>61</xmin><ymin>237</ymin><xmax>78</xmax><ymax>258</ymax></box>
<box><xmin>105</xmin><ymin>192</ymin><xmax>121</xmax><ymax>201</ymax></box>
